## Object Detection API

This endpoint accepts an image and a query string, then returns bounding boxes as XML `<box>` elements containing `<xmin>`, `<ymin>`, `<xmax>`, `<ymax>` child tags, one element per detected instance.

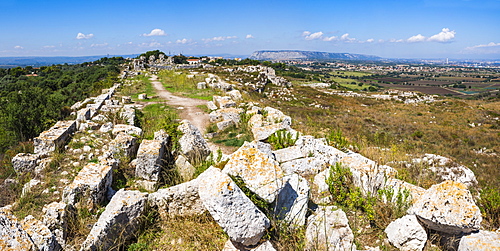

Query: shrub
<box><xmin>326</xmin><ymin>129</ymin><xmax>350</xmax><ymax>152</ymax></box>
<box><xmin>267</xmin><ymin>130</ymin><xmax>298</xmax><ymax>150</ymax></box>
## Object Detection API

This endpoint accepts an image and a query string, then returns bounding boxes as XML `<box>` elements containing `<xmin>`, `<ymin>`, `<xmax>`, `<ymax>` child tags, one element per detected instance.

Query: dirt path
<box><xmin>148</xmin><ymin>75</ymin><xmax>210</xmax><ymax>134</ymax></box>
<box><xmin>148</xmin><ymin>75</ymin><xmax>234</xmax><ymax>154</ymax></box>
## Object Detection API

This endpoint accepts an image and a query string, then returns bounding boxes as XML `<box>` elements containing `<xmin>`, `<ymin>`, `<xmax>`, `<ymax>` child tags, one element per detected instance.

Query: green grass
<box><xmin>121</xmin><ymin>74</ymin><xmax>163</xmax><ymax>102</ymax></box>
<box><xmin>158</xmin><ymin>70</ymin><xmax>221</xmax><ymax>100</ymax></box>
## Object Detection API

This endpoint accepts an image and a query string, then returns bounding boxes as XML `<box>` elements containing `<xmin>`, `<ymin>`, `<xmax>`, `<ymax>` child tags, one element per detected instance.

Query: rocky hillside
<box><xmin>249</xmin><ymin>50</ymin><xmax>381</xmax><ymax>61</ymax></box>
<box><xmin>1</xmin><ymin>60</ymin><xmax>499</xmax><ymax>251</ymax></box>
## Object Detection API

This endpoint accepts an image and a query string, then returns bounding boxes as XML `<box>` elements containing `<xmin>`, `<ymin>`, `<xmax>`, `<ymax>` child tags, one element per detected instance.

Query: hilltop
<box><xmin>249</xmin><ymin>50</ymin><xmax>382</xmax><ymax>61</ymax></box>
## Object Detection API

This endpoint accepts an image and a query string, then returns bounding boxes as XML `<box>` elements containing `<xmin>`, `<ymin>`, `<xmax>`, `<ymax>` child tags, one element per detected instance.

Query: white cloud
<box><xmin>202</xmin><ymin>36</ymin><xmax>237</xmax><ymax>43</ymax></box>
<box><xmin>427</xmin><ymin>28</ymin><xmax>456</xmax><ymax>42</ymax></box>
<box><xmin>14</xmin><ymin>45</ymin><xmax>23</xmax><ymax>49</ymax></box>
<box><xmin>467</xmin><ymin>42</ymin><xmax>500</xmax><ymax>49</ymax></box>
<box><xmin>76</xmin><ymin>33</ymin><xmax>94</xmax><ymax>39</ymax></box>
<box><xmin>246</xmin><ymin>34</ymin><xmax>254</xmax><ymax>39</ymax></box>
<box><xmin>43</xmin><ymin>45</ymin><xmax>56</xmax><ymax>48</ymax></box>
<box><xmin>322</xmin><ymin>36</ymin><xmax>337</xmax><ymax>41</ymax></box>
<box><xmin>176</xmin><ymin>38</ymin><xmax>192</xmax><ymax>44</ymax></box>
<box><xmin>91</xmin><ymin>43</ymin><xmax>108</xmax><ymax>47</ymax></box>
<box><xmin>303</xmin><ymin>31</ymin><xmax>324</xmax><ymax>40</ymax></box>
<box><xmin>142</xmin><ymin>29</ymin><xmax>167</xmax><ymax>37</ymax></box>
<box><xmin>407</xmin><ymin>34</ymin><xmax>426</xmax><ymax>43</ymax></box>
<box><xmin>340</xmin><ymin>33</ymin><xmax>356</xmax><ymax>42</ymax></box>
<box><xmin>366</xmin><ymin>38</ymin><xmax>375</xmax><ymax>43</ymax></box>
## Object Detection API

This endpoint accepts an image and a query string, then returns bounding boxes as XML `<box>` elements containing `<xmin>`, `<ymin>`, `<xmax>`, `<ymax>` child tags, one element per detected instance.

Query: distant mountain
<box><xmin>249</xmin><ymin>50</ymin><xmax>381</xmax><ymax>61</ymax></box>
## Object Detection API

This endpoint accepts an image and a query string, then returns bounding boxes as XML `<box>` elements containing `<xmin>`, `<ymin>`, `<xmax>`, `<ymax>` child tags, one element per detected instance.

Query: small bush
<box><xmin>478</xmin><ymin>187</ymin><xmax>500</xmax><ymax>229</ymax></box>
<box><xmin>267</xmin><ymin>130</ymin><xmax>298</xmax><ymax>150</ymax></box>
<box><xmin>326</xmin><ymin>129</ymin><xmax>350</xmax><ymax>152</ymax></box>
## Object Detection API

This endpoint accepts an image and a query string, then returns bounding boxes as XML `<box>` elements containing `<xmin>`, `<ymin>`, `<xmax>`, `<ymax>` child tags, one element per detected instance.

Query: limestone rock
<box><xmin>213</xmin><ymin>96</ymin><xmax>237</xmax><ymax>109</ymax></box>
<box><xmin>21</xmin><ymin>215</ymin><xmax>61</xmax><ymax>251</ymax></box>
<box><xmin>207</xmin><ymin>101</ymin><xmax>218</xmax><ymax>110</ymax></box>
<box><xmin>458</xmin><ymin>230</ymin><xmax>500</xmax><ymax>251</ymax></box>
<box><xmin>42</xmin><ymin>202</ymin><xmax>69</xmax><ymax>246</ymax></box>
<box><xmin>385</xmin><ymin>215</ymin><xmax>427</xmax><ymax>251</ymax></box>
<box><xmin>198</xmin><ymin>167</ymin><xmax>270</xmax><ymax>246</ymax></box>
<box><xmin>111</xmin><ymin>124</ymin><xmax>143</xmax><ymax>137</ymax></box>
<box><xmin>408</xmin><ymin>180</ymin><xmax>482</xmax><ymax>234</ymax></box>
<box><xmin>281</xmin><ymin>157</ymin><xmax>330</xmax><ymax>176</ymax></box>
<box><xmin>197</xmin><ymin>82</ymin><xmax>207</xmax><ymax>89</ymax></box>
<box><xmin>223</xmin><ymin>240</ymin><xmax>276</xmax><ymax>251</ymax></box>
<box><xmin>62</xmin><ymin>163</ymin><xmax>113</xmax><ymax>208</ymax></box>
<box><xmin>81</xmin><ymin>189</ymin><xmax>148</xmax><ymax>251</ymax></box>
<box><xmin>178</xmin><ymin>120</ymin><xmax>211</xmax><ymax>163</ymax></box>
<box><xmin>99</xmin><ymin>122</ymin><xmax>113</xmax><ymax>133</ymax></box>
<box><xmin>21</xmin><ymin>179</ymin><xmax>42</xmax><ymax>197</ymax></box>
<box><xmin>148</xmin><ymin>178</ymin><xmax>206</xmax><ymax>218</ymax></box>
<box><xmin>131</xmin><ymin>139</ymin><xmax>166</xmax><ymax>182</ymax></box>
<box><xmin>0</xmin><ymin>209</ymin><xmax>36</xmax><ymax>250</ymax></box>
<box><xmin>382</xmin><ymin>178</ymin><xmax>426</xmax><ymax>204</ymax></box>
<box><xmin>108</xmin><ymin>133</ymin><xmax>139</xmax><ymax>159</ymax></box>
<box><xmin>153</xmin><ymin>129</ymin><xmax>170</xmax><ymax>145</ymax></box>
<box><xmin>273</xmin><ymin>146</ymin><xmax>305</xmax><ymax>163</ymax></box>
<box><xmin>227</xmin><ymin>90</ymin><xmax>243</xmax><ymax>101</ymax></box>
<box><xmin>12</xmin><ymin>153</ymin><xmax>40</xmax><ymax>174</ymax></box>
<box><xmin>223</xmin><ymin>142</ymin><xmax>285</xmax><ymax>203</ymax></box>
<box><xmin>175</xmin><ymin>155</ymin><xmax>195</xmax><ymax>182</ymax></box>
<box><xmin>305</xmin><ymin>206</ymin><xmax>354</xmax><ymax>251</ymax></box>
<box><xmin>34</xmin><ymin>120</ymin><xmax>77</xmax><ymax>155</ymax></box>
<box><xmin>340</xmin><ymin>152</ymin><xmax>397</xmax><ymax>195</ymax></box>
<box><xmin>312</xmin><ymin>168</ymin><xmax>331</xmax><ymax>204</ymax></box>
<box><xmin>274</xmin><ymin>174</ymin><xmax>309</xmax><ymax>227</ymax></box>
<box><xmin>414</xmin><ymin>154</ymin><xmax>477</xmax><ymax>187</ymax></box>
<box><xmin>217</xmin><ymin>120</ymin><xmax>235</xmax><ymax>131</ymax></box>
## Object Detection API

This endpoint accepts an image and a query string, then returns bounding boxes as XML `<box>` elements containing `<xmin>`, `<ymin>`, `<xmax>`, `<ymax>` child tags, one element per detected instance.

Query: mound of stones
<box><xmin>3</xmin><ymin>76</ymin><xmax>498</xmax><ymax>251</ymax></box>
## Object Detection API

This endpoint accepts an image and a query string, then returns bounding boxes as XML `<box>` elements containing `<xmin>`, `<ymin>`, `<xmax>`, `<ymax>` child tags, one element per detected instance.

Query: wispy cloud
<box><xmin>14</xmin><ymin>45</ymin><xmax>23</xmax><ymax>49</ymax></box>
<box><xmin>463</xmin><ymin>42</ymin><xmax>500</xmax><ymax>54</ymax></box>
<box><xmin>43</xmin><ymin>45</ymin><xmax>56</xmax><ymax>48</ymax></box>
<box><xmin>142</xmin><ymin>29</ymin><xmax>167</xmax><ymax>37</ymax></box>
<box><xmin>91</xmin><ymin>43</ymin><xmax>108</xmax><ymax>47</ymax></box>
<box><xmin>176</xmin><ymin>38</ymin><xmax>193</xmax><ymax>44</ymax></box>
<box><xmin>202</xmin><ymin>36</ymin><xmax>237</xmax><ymax>43</ymax></box>
<box><xmin>302</xmin><ymin>31</ymin><xmax>358</xmax><ymax>42</ymax></box>
<box><xmin>76</xmin><ymin>33</ymin><xmax>94</xmax><ymax>39</ymax></box>
<box><xmin>246</xmin><ymin>34</ymin><xmax>254</xmax><ymax>39</ymax></box>
<box><xmin>139</xmin><ymin>41</ymin><xmax>162</xmax><ymax>47</ymax></box>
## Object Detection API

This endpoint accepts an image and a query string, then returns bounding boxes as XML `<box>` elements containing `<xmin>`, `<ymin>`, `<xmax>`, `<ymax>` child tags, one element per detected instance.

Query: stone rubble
<box><xmin>384</xmin><ymin>215</ymin><xmax>427</xmax><ymax>251</ymax></box>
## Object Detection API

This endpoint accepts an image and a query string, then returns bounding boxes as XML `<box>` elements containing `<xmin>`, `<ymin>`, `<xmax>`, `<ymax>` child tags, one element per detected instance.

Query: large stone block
<box><xmin>62</xmin><ymin>163</ymin><xmax>113</xmax><ymax>208</ymax></box>
<box><xmin>408</xmin><ymin>180</ymin><xmax>482</xmax><ymax>235</ymax></box>
<box><xmin>0</xmin><ymin>209</ymin><xmax>36</xmax><ymax>250</ymax></box>
<box><xmin>42</xmin><ymin>202</ymin><xmax>69</xmax><ymax>246</ymax></box>
<box><xmin>305</xmin><ymin>206</ymin><xmax>354</xmax><ymax>251</ymax></box>
<box><xmin>178</xmin><ymin>120</ymin><xmax>211</xmax><ymax>164</ymax></box>
<box><xmin>11</xmin><ymin>153</ymin><xmax>40</xmax><ymax>174</ymax></box>
<box><xmin>274</xmin><ymin>174</ymin><xmax>309</xmax><ymax>227</ymax></box>
<box><xmin>148</xmin><ymin>178</ymin><xmax>206</xmax><ymax>218</ymax></box>
<box><xmin>385</xmin><ymin>215</ymin><xmax>427</xmax><ymax>251</ymax></box>
<box><xmin>80</xmin><ymin>190</ymin><xmax>147</xmax><ymax>251</ymax></box>
<box><xmin>223</xmin><ymin>142</ymin><xmax>285</xmax><ymax>203</ymax></box>
<box><xmin>458</xmin><ymin>230</ymin><xmax>500</xmax><ymax>251</ymax></box>
<box><xmin>111</xmin><ymin>124</ymin><xmax>143</xmax><ymax>137</ymax></box>
<box><xmin>21</xmin><ymin>215</ymin><xmax>61</xmax><ymax>251</ymax></box>
<box><xmin>131</xmin><ymin>139</ymin><xmax>166</xmax><ymax>182</ymax></box>
<box><xmin>198</xmin><ymin>167</ymin><xmax>270</xmax><ymax>246</ymax></box>
<box><xmin>34</xmin><ymin>120</ymin><xmax>77</xmax><ymax>155</ymax></box>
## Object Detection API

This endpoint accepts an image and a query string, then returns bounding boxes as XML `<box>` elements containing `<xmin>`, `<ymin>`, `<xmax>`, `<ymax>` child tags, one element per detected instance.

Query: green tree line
<box><xmin>0</xmin><ymin>57</ymin><xmax>125</xmax><ymax>156</ymax></box>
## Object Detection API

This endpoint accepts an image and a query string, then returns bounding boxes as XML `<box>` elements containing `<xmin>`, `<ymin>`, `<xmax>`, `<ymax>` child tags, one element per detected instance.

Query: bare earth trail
<box><xmin>147</xmin><ymin>75</ymin><xmax>233</xmax><ymax>154</ymax></box>
<box><xmin>148</xmin><ymin>75</ymin><xmax>209</xmax><ymax>134</ymax></box>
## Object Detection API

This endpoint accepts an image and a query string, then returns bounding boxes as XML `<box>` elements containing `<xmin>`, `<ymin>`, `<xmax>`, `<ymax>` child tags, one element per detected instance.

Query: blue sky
<box><xmin>1</xmin><ymin>0</ymin><xmax>499</xmax><ymax>59</ymax></box>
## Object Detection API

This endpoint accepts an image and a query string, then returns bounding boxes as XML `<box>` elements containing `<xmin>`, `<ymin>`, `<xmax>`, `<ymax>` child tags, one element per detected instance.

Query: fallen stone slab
<box><xmin>227</xmin><ymin>90</ymin><xmax>243</xmax><ymax>101</ymax></box>
<box><xmin>12</xmin><ymin>153</ymin><xmax>40</xmax><ymax>174</ymax></box>
<box><xmin>311</xmin><ymin>168</ymin><xmax>332</xmax><ymax>204</ymax></box>
<box><xmin>34</xmin><ymin>120</ymin><xmax>77</xmax><ymax>155</ymax></box>
<box><xmin>148</xmin><ymin>178</ymin><xmax>206</xmax><ymax>218</ymax></box>
<box><xmin>131</xmin><ymin>139</ymin><xmax>166</xmax><ymax>182</ymax></box>
<box><xmin>408</xmin><ymin>180</ymin><xmax>482</xmax><ymax>235</ymax></box>
<box><xmin>385</xmin><ymin>215</ymin><xmax>427</xmax><ymax>251</ymax></box>
<box><xmin>80</xmin><ymin>189</ymin><xmax>147</xmax><ymax>251</ymax></box>
<box><xmin>305</xmin><ymin>206</ymin><xmax>354</xmax><ymax>251</ymax></box>
<box><xmin>178</xmin><ymin>120</ymin><xmax>211</xmax><ymax>164</ymax></box>
<box><xmin>42</xmin><ymin>202</ymin><xmax>70</xmax><ymax>246</ymax></box>
<box><xmin>175</xmin><ymin>155</ymin><xmax>195</xmax><ymax>182</ymax></box>
<box><xmin>108</xmin><ymin>133</ymin><xmax>139</xmax><ymax>159</ymax></box>
<box><xmin>458</xmin><ymin>230</ymin><xmax>500</xmax><ymax>251</ymax></box>
<box><xmin>274</xmin><ymin>174</ymin><xmax>309</xmax><ymax>227</ymax></box>
<box><xmin>198</xmin><ymin>167</ymin><xmax>270</xmax><ymax>246</ymax></box>
<box><xmin>213</xmin><ymin>96</ymin><xmax>237</xmax><ymax>109</ymax></box>
<box><xmin>0</xmin><ymin>208</ymin><xmax>36</xmax><ymax>250</ymax></box>
<box><xmin>111</xmin><ymin>124</ymin><xmax>143</xmax><ymax>137</ymax></box>
<box><xmin>62</xmin><ymin>163</ymin><xmax>113</xmax><ymax>208</ymax></box>
<box><xmin>21</xmin><ymin>215</ymin><xmax>61</xmax><ymax>251</ymax></box>
<box><xmin>223</xmin><ymin>142</ymin><xmax>285</xmax><ymax>203</ymax></box>
<box><xmin>280</xmin><ymin>157</ymin><xmax>330</xmax><ymax>176</ymax></box>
